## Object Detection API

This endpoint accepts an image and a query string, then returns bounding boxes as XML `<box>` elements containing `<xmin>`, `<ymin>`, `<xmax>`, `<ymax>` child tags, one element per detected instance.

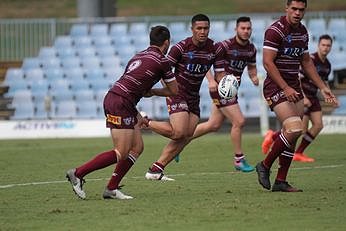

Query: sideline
<box><xmin>0</xmin><ymin>164</ymin><xmax>343</xmax><ymax>189</ymax></box>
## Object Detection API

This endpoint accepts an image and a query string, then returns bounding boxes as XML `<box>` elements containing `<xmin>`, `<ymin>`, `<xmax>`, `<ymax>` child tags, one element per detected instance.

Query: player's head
<box><xmin>318</xmin><ymin>34</ymin><xmax>333</xmax><ymax>57</ymax></box>
<box><xmin>191</xmin><ymin>14</ymin><xmax>210</xmax><ymax>46</ymax></box>
<box><xmin>235</xmin><ymin>16</ymin><xmax>252</xmax><ymax>43</ymax></box>
<box><xmin>286</xmin><ymin>0</ymin><xmax>307</xmax><ymax>26</ymax></box>
<box><xmin>150</xmin><ymin>25</ymin><xmax>171</xmax><ymax>54</ymax></box>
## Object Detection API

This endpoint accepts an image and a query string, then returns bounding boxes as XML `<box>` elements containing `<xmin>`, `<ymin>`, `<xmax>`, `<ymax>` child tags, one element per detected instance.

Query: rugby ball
<box><xmin>218</xmin><ymin>74</ymin><xmax>239</xmax><ymax>100</ymax></box>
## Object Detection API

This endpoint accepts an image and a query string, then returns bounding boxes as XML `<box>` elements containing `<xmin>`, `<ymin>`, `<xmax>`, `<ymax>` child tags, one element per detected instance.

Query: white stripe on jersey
<box><xmin>263</xmin><ymin>46</ymin><xmax>278</xmax><ymax>51</ymax></box>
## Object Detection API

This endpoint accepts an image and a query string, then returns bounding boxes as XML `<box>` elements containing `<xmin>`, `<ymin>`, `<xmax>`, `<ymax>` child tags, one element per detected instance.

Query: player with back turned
<box><xmin>66</xmin><ymin>25</ymin><xmax>178</xmax><ymax>200</ymax></box>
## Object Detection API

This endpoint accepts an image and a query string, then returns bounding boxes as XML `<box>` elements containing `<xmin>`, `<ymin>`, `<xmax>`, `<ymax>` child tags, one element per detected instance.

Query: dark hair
<box><xmin>191</xmin><ymin>14</ymin><xmax>210</xmax><ymax>25</ymax></box>
<box><xmin>287</xmin><ymin>0</ymin><xmax>307</xmax><ymax>7</ymax></box>
<box><xmin>319</xmin><ymin>34</ymin><xmax>333</xmax><ymax>44</ymax></box>
<box><xmin>236</xmin><ymin>16</ymin><xmax>251</xmax><ymax>25</ymax></box>
<box><xmin>150</xmin><ymin>25</ymin><xmax>170</xmax><ymax>46</ymax></box>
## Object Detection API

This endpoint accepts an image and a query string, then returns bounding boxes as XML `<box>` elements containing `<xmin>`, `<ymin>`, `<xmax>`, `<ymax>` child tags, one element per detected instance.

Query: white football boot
<box><xmin>145</xmin><ymin>171</ymin><xmax>175</xmax><ymax>181</ymax></box>
<box><xmin>66</xmin><ymin>169</ymin><xmax>86</xmax><ymax>199</ymax></box>
<box><xmin>103</xmin><ymin>188</ymin><xmax>134</xmax><ymax>200</ymax></box>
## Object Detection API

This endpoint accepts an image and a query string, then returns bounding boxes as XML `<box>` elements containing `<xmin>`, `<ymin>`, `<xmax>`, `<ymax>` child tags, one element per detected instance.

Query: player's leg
<box><xmin>256</xmin><ymin>100</ymin><xmax>304</xmax><ymax>192</ymax></box>
<box><xmin>104</xmin><ymin>121</ymin><xmax>144</xmax><ymax>199</ymax></box>
<box><xmin>192</xmin><ymin>104</ymin><xmax>225</xmax><ymax>139</ymax></box>
<box><xmin>220</xmin><ymin>103</ymin><xmax>254</xmax><ymax>172</ymax></box>
<box><xmin>146</xmin><ymin>113</ymin><xmax>199</xmax><ymax>181</ymax></box>
<box><xmin>294</xmin><ymin>110</ymin><xmax>322</xmax><ymax>162</ymax></box>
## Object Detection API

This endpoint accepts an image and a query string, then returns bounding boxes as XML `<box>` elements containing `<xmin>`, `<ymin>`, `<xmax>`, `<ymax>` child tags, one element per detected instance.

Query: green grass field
<box><xmin>0</xmin><ymin>133</ymin><xmax>346</xmax><ymax>230</ymax></box>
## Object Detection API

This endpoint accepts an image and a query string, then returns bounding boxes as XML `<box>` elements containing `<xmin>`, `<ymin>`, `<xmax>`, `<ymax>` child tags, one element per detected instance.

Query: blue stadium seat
<box><xmin>70</xmin><ymin>79</ymin><xmax>90</xmax><ymax>91</ymax></box>
<box><xmin>100</xmin><ymin>56</ymin><xmax>122</xmax><ymax>68</ymax></box>
<box><xmin>80</xmin><ymin>57</ymin><xmax>101</xmax><ymax>69</ymax></box>
<box><xmin>89</xmin><ymin>78</ymin><xmax>110</xmax><ymax>92</ymax></box>
<box><xmin>44</xmin><ymin>67</ymin><xmax>64</xmax><ymax>82</ymax></box>
<box><xmin>104</xmin><ymin>67</ymin><xmax>124</xmax><ymax>82</ymax></box>
<box><xmin>244</xmin><ymin>97</ymin><xmax>261</xmax><ymax>118</ymax></box>
<box><xmin>61</xmin><ymin>57</ymin><xmax>81</xmax><ymax>69</ymax></box>
<box><xmin>76</xmin><ymin>46</ymin><xmax>96</xmax><ymax>58</ymax></box>
<box><xmin>95</xmin><ymin>89</ymin><xmax>107</xmax><ymax>105</ymax></box>
<box><xmin>54</xmin><ymin>100</ymin><xmax>77</xmax><ymax>119</ymax></box>
<box><xmin>96</xmin><ymin>46</ymin><xmax>116</xmax><ymax>58</ymax></box>
<box><xmin>110</xmin><ymin>23</ymin><xmax>128</xmax><ymax>36</ymax></box>
<box><xmin>41</xmin><ymin>57</ymin><xmax>61</xmax><ymax>69</ymax></box>
<box><xmin>90</xmin><ymin>24</ymin><xmax>108</xmax><ymax>37</ymax></box>
<box><xmin>11</xmin><ymin>101</ymin><xmax>35</xmax><ymax>120</ymax></box>
<box><xmin>128</xmin><ymin>22</ymin><xmax>148</xmax><ymax>36</ymax></box>
<box><xmin>54</xmin><ymin>36</ymin><xmax>72</xmax><ymax>49</ymax></box>
<box><xmin>57</xmin><ymin>46</ymin><xmax>76</xmax><ymax>58</ymax></box>
<box><xmin>3</xmin><ymin>68</ymin><xmax>24</xmax><ymax>86</ymax></box>
<box><xmin>308</xmin><ymin>18</ymin><xmax>327</xmax><ymax>41</ymax></box>
<box><xmin>51</xmin><ymin>88</ymin><xmax>74</xmax><ymax>103</ymax></box>
<box><xmin>5</xmin><ymin>80</ymin><xmax>29</xmax><ymax>97</ymax></box>
<box><xmin>200</xmin><ymin>101</ymin><xmax>212</xmax><ymax>119</ymax></box>
<box><xmin>33</xmin><ymin>99</ymin><xmax>51</xmax><ymax>120</ymax></box>
<box><xmin>25</xmin><ymin>68</ymin><xmax>44</xmax><ymax>84</ymax></box>
<box><xmin>64</xmin><ymin>67</ymin><xmax>85</xmax><ymax>81</ymax></box>
<box><xmin>38</xmin><ymin>47</ymin><xmax>57</xmax><ymax>58</ymax></box>
<box><xmin>328</xmin><ymin>18</ymin><xmax>346</xmax><ymax>33</ymax></box>
<box><xmin>74</xmin><ymin>89</ymin><xmax>95</xmax><ymax>102</ymax></box>
<box><xmin>152</xmin><ymin>97</ymin><xmax>168</xmax><ymax>119</ymax></box>
<box><xmin>169</xmin><ymin>22</ymin><xmax>187</xmax><ymax>34</ymax></box>
<box><xmin>49</xmin><ymin>79</ymin><xmax>70</xmax><ymax>92</ymax></box>
<box><xmin>85</xmin><ymin>68</ymin><xmax>105</xmax><ymax>81</ymax></box>
<box><xmin>332</xmin><ymin>96</ymin><xmax>346</xmax><ymax>115</ymax></box>
<box><xmin>73</xmin><ymin>36</ymin><xmax>93</xmax><ymax>49</ymax></box>
<box><xmin>70</xmin><ymin>24</ymin><xmax>89</xmax><ymax>37</ymax></box>
<box><xmin>31</xmin><ymin>80</ymin><xmax>49</xmax><ymax>101</ymax></box>
<box><xmin>77</xmin><ymin>100</ymin><xmax>98</xmax><ymax>119</ymax></box>
<box><xmin>93</xmin><ymin>35</ymin><xmax>112</xmax><ymax>48</ymax></box>
<box><xmin>22</xmin><ymin>57</ymin><xmax>41</xmax><ymax>70</ymax></box>
<box><xmin>11</xmin><ymin>90</ymin><xmax>33</xmax><ymax>107</ymax></box>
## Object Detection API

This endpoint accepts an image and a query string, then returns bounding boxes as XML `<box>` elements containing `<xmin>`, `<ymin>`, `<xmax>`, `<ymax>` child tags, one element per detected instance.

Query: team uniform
<box><xmin>104</xmin><ymin>46</ymin><xmax>175</xmax><ymax>129</ymax></box>
<box><xmin>211</xmin><ymin>37</ymin><xmax>256</xmax><ymax>107</ymax></box>
<box><xmin>263</xmin><ymin>16</ymin><xmax>309</xmax><ymax>110</ymax></box>
<box><xmin>300</xmin><ymin>52</ymin><xmax>331</xmax><ymax>115</ymax></box>
<box><xmin>166</xmin><ymin>37</ymin><xmax>218</xmax><ymax>117</ymax></box>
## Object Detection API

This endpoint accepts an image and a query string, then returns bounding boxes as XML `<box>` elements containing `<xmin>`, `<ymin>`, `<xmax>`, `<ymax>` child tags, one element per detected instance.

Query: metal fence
<box><xmin>0</xmin><ymin>11</ymin><xmax>345</xmax><ymax>61</ymax></box>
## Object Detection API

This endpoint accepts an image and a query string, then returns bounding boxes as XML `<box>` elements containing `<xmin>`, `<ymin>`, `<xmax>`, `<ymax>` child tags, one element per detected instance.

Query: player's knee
<box><xmin>171</xmin><ymin>130</ymin><xmax>186</xmax><ymax>140</ymax></box>
<box><xmin>282</xmin><ymin>116</ymin><xmax>303</xmax><ymax>137</ymax></box>
<box><xmin>113</xmin><ymin>148</ymin><xmax>126</xmax><ymax>161</ymax></box>
<box><xmin>232</xmin><ymin>117</ymin><xmax>246</xmax><ymax>128</ymax></box>
<box><xmin>209</xmin><ymin>122</ymin><xmax>222</xmax><ymax>132</ymax></box>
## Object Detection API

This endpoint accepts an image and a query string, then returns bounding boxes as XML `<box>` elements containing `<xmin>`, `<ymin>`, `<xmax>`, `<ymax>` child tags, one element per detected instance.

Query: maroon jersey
<box><xmin>110</xmin><ymin>46</ymin><xmax>175</xmax><ymax>105</ymax></box>
<box><xmin>214</xmin><ymin>37</ymin><xmax>257</xmax><ymax>85</ymax></box>
<box><xmin>263</xmin><ymin>16</ymin><xmax>309</xmax><ymax>92</ymax></box>
<box><xmin>300</xmin><ymin>52</ymin><xmax>331</xmax><ymax>98</ymax></box>
<box><xmin>167</xmin><ymin>37</ymin><xmax>217</xmax><ymax>99</ymax></box>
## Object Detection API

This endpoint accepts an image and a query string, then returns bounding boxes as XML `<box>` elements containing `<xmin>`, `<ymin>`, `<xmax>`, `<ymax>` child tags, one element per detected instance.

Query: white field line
<box><xmin>0</xmin><ymin>164</ymin><xmax>343</xmax><ymax>189</ymax></box>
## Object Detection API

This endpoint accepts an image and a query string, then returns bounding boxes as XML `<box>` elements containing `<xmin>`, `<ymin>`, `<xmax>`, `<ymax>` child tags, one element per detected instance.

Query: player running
<box><xmin>143</xmin><ymin>14</ymin><xmax>221</xmax><ymax>181</ymax></box>
<box><xmin>66</xmin><ymin>25</ymin><xmax>178</xmax><ymax>199</ymax></box>
<box><xmin>256</xmin><ymin>0</ymin><xmax>338</xmax><ymax>192</ymax></box>
<box><xmin>190</xmin><ymin>16</ymin><xmax>259</xmax><ymax>172</ymax></box>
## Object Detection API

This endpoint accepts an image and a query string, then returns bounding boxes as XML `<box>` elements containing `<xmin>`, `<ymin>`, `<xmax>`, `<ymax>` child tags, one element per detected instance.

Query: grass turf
<box><xmin>0</xmin><ymin>133</ymin><xmax>346</xmax><ymax>230</ymax></box>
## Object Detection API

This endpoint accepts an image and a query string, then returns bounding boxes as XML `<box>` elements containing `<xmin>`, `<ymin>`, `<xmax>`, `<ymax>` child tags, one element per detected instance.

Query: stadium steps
<box><xmin>0</xmin><ymin>61</ymin><xmax>22</xmax><ymax>119</ymax></box>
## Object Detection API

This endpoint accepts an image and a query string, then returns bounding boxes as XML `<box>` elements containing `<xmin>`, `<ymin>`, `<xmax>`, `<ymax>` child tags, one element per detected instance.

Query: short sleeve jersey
<box><xmin>263</xmin><ymin>16</ymin><xmax>309</xmax><ymax>90</ymax></box>
<box><xmin>300</xmin><ymin>52</ymin><xmax>331</xmax><ymax>97</ymax></box>
<box><xmin>109</xmin><ymin>46</ymin><xmax>175</xmax><ymax>105</ymax></box>
<box><xmin>214</xmin><ymin>37</ymin><xmax>256</xmax><ymax>85</ymax></box>
<box><xmin>167</xmin><ymin>37</ymin><xmax>217</xmax><ymax>97</ymax></box>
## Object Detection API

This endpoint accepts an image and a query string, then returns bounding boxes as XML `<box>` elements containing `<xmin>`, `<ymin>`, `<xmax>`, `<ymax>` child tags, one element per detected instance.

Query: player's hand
<box><xmin>208</xmin><ymin>79</ymin><xmax>218</xmax><ymax>92</ymax></box>
<box><xmin>143</xmin><ymin>89</ymin><xmax>154</xmax><ymax>97</ymax></box>
<box><xmin>321</xmin><ymin>87</ymin><xmax>338</xmax><ymax>106</ymax></box>
<box><xmin>283</xmin><ymin>86</ymin><xmax>300</xmax><ymax>103</ymax></box>
<box><xmin>303</xmin><ymin>97</ymin><xmax>312</xmax><ymax>107</ymax></box>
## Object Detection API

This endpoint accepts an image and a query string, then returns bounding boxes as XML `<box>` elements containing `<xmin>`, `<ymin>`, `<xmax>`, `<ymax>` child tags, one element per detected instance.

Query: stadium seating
<box><xmin>4</xmin><ymin>17</ymin><xmax>346</xmax><ymax>120</ymax></box>
<box><xmin>54</xmin><ymin>100</ymin><xmax>77</xmax><ymax>119</ymax></box>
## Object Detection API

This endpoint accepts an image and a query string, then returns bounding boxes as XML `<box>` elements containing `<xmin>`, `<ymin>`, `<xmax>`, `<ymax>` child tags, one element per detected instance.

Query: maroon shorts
<box><xmin>209</xmin><ymin>90</ymin><xmax>238</xmax><ymax>108</ymax></box>
<box><xmin>166</xmin><ymin>94</ymin><xmax>200</xmax><ymax>117</ymax></box>
<box><xmin>263</xmin><ymin>85</ymin><xmax>304</xmax><ymax>111</ymax></box>
<box><xmin>103</xmin><ymin>91</ymin><xmax>138</xmax><ymax>129</ymax></box>
<box><xmin>304</xmin><ymin>96</ymin><xmax>321</xmax><ymax>115</ymax></box>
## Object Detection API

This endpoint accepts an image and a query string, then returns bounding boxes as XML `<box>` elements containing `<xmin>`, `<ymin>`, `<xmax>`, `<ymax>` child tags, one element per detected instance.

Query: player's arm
<box><xmin>205</xmin><ymin>69</ymin><xmax>220</xmax><ymax>92</ymax></box>
<box><xmin>300</xmin><ymin>53</ymin><xmax>337</xmax><ymax>105</ymax></box>
<box><xmin>247</xmin><ymin>63</ymin><xmax>259</xmax><ymax>86</ymax></box>
<box><xmin>147</xmin><ymin>79</ymin><xmax>178</xmax><ymax>97</ymax></box>
<box><xmin>263</xmin><ymin>48</ymin><xmax>300</xmax><ymax>102</ymax></box>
